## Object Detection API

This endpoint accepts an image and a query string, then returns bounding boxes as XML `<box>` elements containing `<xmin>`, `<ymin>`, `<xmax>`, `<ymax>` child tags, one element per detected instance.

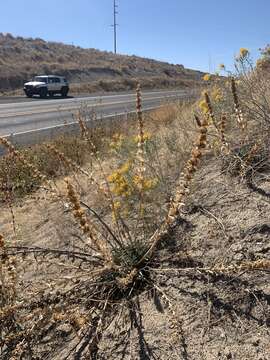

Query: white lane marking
<box><xmin>0</xmin><ymin>89</ymin><xmax>185</xmax><ymax>110</ymax></box>
<box><xmin>2</xmin><ymin>106</ymin><xmax>161</xmax><ymax>138</ymax></box>
<box><xmin>0</xmin><ymin>94</ymin><xmax>181</xmax><ymax>119</ymax></box>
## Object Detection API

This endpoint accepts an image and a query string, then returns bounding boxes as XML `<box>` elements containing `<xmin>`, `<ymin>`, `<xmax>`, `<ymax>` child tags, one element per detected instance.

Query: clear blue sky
<box><xmin>1</xmin><ymin>0</ymin><xmax>269</xmax><ymax>71</ymax></box>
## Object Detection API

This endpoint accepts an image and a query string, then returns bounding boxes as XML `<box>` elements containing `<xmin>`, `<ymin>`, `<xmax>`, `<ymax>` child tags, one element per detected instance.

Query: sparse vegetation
<box><xmin>1</xmin><ymin>49</ymin><xmax>270</xmax><ymax>359</ymax></box>
<box><xmin>0</xmin><ymin>33</ymin><xmax>203</xmax><ymax>94</ymax></box>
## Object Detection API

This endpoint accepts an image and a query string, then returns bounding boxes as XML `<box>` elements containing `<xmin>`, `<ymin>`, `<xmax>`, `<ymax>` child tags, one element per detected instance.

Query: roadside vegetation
<box><xmin>0</xmin><ymin>49</ymin><xmax>270</xmax><ymax>359</ymax></box>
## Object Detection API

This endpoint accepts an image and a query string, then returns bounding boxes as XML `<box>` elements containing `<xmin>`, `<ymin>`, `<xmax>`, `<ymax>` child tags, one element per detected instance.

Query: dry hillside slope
<box><xmin>0</xmin><ymin>33</ymin><xmax>203</xmax><ymax>93</ymax></box>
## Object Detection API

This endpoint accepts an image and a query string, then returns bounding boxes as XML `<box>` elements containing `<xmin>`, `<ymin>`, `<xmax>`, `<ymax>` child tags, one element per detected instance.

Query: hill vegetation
<box><xmin>0</xmin><ymin>33</ymin><xmax>203</xmax><ymax>93</ymax></box>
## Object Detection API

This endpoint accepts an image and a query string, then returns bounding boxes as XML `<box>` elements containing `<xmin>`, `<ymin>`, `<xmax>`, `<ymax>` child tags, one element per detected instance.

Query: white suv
<box><xmin>23</xmin><ymin>75</ymin><xmax>69</xmax><ymax>98</ymax></box>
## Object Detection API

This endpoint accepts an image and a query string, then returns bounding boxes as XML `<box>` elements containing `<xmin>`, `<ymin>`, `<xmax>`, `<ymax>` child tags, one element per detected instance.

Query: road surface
<box><xmin>0</xmin><ymin>89</ymin><xmax>191</xmax><ymax>138</ymax></box>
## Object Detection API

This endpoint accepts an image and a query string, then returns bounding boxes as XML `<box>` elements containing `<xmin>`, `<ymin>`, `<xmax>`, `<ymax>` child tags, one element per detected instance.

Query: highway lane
<box><xmin>0</xmin><ymin>89</ymin><xmax>191</xmax><ymax>137</ymax></box>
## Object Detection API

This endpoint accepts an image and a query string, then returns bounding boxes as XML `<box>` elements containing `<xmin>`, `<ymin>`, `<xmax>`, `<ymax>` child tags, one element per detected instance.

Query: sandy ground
<box><xmin>1</xmin><ymin>156</ymin><xmax>270</xmax><ymax>359</ymax></box>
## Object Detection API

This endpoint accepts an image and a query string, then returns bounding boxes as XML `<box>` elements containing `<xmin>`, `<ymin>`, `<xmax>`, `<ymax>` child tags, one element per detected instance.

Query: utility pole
<box><xmin>113</xmin><ymin>0</ymin><xmax>118</xmax><ymax>54</ymax></box>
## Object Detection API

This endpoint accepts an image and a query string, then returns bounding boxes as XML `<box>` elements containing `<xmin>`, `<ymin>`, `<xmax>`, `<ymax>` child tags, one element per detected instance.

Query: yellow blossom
<box><xmin>108</xmin><ymin>169</ymin><xmax>131</xmax><ymax>197</ymax></box>
<box><xmin>199</xmin><ymin>99</ymin><xmax>209</xmax><ymax>114</ymax></box>
<box><xmin>107</xmin><ymin>171</ymin><xmax>121</xmax><ymax>183</ymax></box>
<box><xmin>239</xmin><ymin>48</ymin><xmax>249</xmax><ymax>59</ymax></box>
<box><xmin>134</xmin><ymin>132</ymin><xmax>151</xmax><ymax>144</ymax></box>
<box><xmin>211</xmin><ymin>87</ymin><xmax>223</xmax><ymax>102</ymax></box>
<box><xmin>113</xmin><ymin>201</ymin><xmax>121</xmax><ymax>210</ymax></box>
<box><xmin>203</xmin><ymin>73</ymin><xmax>211</xmax><ymax>81</ymax></box>
<box><xmin>144</xmin><ymin>178</ymin><xmax>158</xmax><ymax>190</ymax></box>
<box><xmin>114</xmin><ymin>178</ymin><xmax>131</xmax><ymax>197</ymax></box>
<box><xmin>118</xmin><ymin>160</ymin><xmax>132</xmax><ymax>175</ymax></box>
<box><xmin>133</xmin><ymin>175</ymin><xmax>157</xmax><ymax>191</ymax></box>
<box><xmin>133</xmin><ymin>174</ymin><xmax>142</xmax><ymax>187</ymax></box>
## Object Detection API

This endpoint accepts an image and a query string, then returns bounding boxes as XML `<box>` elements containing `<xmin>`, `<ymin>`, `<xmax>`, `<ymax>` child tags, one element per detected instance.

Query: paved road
<box><xmin>0</xmin><ymin>90</ymin><xmax>191</xmax><ymax>138</ymax></box>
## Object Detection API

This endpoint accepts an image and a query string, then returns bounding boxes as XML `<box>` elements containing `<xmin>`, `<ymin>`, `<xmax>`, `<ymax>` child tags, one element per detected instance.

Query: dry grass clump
<box><xmin>0</xmin><ymin>135</ymin><xmax>91</xmax><ymax>198</ymax></box>
<box><xmin>71</xmin><ymin>77</ymin><xmax>197</xmax><ymax>95</ymax></box>
<box><xmin>221</xmin><ymin>74</ymin><xmax>268</xmax><ymax>180</ymax></box>
<box><xmin>222</xmin><ymin>141</ymin><xmax>269</xmax><ymax>179</ymax></box>
<box><xmin>0</xmin><ymin>112</ymin><xmax>140</xmax><ymax>199</ymax></box>
<box><xmin>198</xmin><ymin>50</ymin><xmax>270</xmax><ymax>181</ymax></box>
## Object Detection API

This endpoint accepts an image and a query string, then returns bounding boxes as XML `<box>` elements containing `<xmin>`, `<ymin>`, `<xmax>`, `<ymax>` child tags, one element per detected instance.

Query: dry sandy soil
<box><xmin>1</xmin><ymin>152</ymin><xmax>269</xmax><ymax>359</ymax></box>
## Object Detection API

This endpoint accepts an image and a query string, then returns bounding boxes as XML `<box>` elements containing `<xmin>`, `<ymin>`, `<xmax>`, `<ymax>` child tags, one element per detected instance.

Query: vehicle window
<box><xmin>35</xmin><ymin>76</ymin><xmax>48</xmax><ymax>83</ymax></box>
<box><xmin>63</xmin><ymin>78</ymin><xmax>67</xmax><ymax>83</ymax></box>
<box><xmin>54</xmin><ymin>77</ymin><xmax>60</xmax><ymax>83</ymax></box>
<box><xmin>48</xmin><ymin>78</ymin><xmax>54</xmax><ymax>84</ymax></box>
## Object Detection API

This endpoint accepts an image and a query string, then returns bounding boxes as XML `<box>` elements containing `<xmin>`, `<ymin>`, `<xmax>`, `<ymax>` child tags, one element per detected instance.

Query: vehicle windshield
<box><xmin>34</xmin><ymin>76</ymin><xmax>48</xmax><ymax>83</ymax></box>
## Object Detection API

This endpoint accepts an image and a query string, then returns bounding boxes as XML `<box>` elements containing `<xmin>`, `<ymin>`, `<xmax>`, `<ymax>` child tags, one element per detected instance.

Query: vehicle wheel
<box><xmin>48</xmin><ymin>91</ymin><xmax>54</xmax><ymax>97</ymax></box>
<box><xmin>39</xmin><ymin>87</ymin><xmax>48</xmax><ymax>98</ymax></box>
<box><xmin>61</xmin><ymin>87</ymin><xmax>69</xmax><ymax>97</ymax></box>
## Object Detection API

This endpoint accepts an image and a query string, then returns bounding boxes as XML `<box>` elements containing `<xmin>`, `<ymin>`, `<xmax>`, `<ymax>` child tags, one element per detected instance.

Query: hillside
<box><xmin>0</xmin><ymin>33</ymin><xmax>203</xmax><ymax>93</ymax></box>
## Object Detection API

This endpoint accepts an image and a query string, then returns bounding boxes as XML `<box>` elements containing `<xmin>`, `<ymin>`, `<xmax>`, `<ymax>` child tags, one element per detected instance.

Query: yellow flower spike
<box><xmin>118</xmin><ymin>160</ymin><xmax>132</xmax><ymax>175</ymax></box>
<box><xmin>211</xmin><ymin>87</ymin><xmax>223</xmax><ymax>102</ymax></box>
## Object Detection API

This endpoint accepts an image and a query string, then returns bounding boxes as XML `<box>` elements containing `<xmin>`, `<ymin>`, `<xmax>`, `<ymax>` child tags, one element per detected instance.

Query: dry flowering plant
<box><xmin>0</xmin><ymin>79</ymin><xmax>269</xmax><ymax>359</ymax></box>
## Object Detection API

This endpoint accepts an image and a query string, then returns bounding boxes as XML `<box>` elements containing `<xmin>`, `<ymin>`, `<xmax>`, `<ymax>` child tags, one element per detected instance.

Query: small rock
<box><xmin>234</xmin><ymin>253</ymin><xmax>245</xmax><ymax>261</ymax></box>
<box><xmin>252</xmin><ymin>339</ymin><xmax>260</xmax><ymax>347</ymax></box>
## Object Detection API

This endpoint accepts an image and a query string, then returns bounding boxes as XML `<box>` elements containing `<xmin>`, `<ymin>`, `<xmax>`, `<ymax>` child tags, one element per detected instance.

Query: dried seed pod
<box><xmin>204</xmin><ymin>91</ymin><xmax>217</xmax><ymax>128</ymax></box>
<box><xmin>138</xmin><ymin>114</ymin><xmax>209</xmax><ymax>265</ymax></box>
<box><xmin>231</xmin><ymin>77</ymin><xmax>246</xmax><ymax>131</ymax></box>
<box><xmin>66</xmin><ymin>179</ymin><xmax>110</xmax><ymax>260</ymax></box>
